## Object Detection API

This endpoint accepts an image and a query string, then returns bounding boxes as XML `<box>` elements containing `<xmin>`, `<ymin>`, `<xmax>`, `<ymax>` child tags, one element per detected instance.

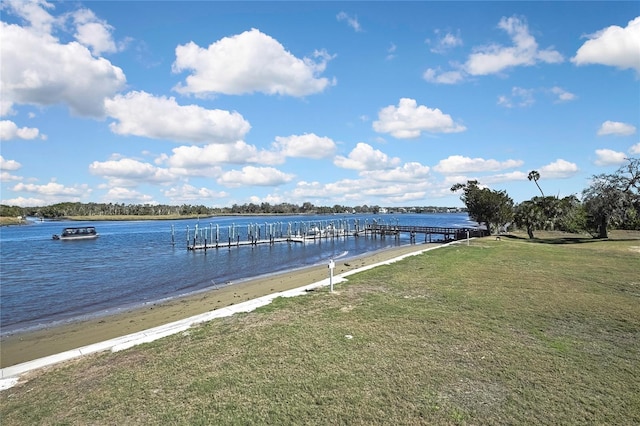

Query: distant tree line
<box><xmin>6</xmin><ymin>157</ymin><xmax>637</xmax><ymax>239</ymax></box>
<box><xmin>0</xmin><ymin>201</ymin><xmax>464</xmax><ymax>220</ymax></box>
<box><xmin>452</xmin><ymin>157</ymin><xmax>640</xmax><ymax>239</ymax></box>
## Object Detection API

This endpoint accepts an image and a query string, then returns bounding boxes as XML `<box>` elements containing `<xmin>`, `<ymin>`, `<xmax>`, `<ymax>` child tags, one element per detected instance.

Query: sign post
<box><xmin>328</xmin><ymin>259</ymin><xmax>335</xmax><ymax>292</ymax></box>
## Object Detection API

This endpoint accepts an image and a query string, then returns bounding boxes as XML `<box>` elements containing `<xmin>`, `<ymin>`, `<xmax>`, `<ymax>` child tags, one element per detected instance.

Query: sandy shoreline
<box><xmin>1</xmin><ymin>243</ymin><xmax>437</xmax><ymax>368</ymax></box>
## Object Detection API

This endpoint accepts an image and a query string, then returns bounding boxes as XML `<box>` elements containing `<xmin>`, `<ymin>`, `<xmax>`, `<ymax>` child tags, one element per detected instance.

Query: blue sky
<box><xmin>1</xmin><ymin>1</ymin><xmax>638</xmax><ymax>208</ymax></box>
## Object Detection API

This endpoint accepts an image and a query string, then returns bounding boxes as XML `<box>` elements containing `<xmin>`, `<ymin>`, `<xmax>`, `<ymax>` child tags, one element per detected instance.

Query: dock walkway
<box><xmin>185</xmin><ymin>223</ymin><xmax>484</xmax><ymax>251</ymax></box>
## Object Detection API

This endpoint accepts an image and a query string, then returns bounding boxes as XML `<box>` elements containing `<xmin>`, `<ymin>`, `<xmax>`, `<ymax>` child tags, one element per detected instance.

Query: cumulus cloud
<box><xmin>630</xmin><ymin>143</ymin><xmax>640</xmax><ymax>155</ymax></box>
<box><xmin>360</xmin><ymin>162</ymin><xmax>431</xmax><ymax>182</ymax></box>
<box><xmin>337</xmin><ymin>12</ymin><xmax>362</xmax><ymax>32</ymax></box>
<box><xmin>0</xmin><ymin>196</ymin><xmax>48</xmax><ymax>207</ymax></box>
<box><xmin>12</xmin><ymin>181</ymin><xmax>89</xmax><ymax>197</ymax></box>
<box><xmin>483</xmin><ymin>171</ymin><xmax>529</xmax><ymax>184</ymax></box>
<box><xmin>272</xmin><ymin>133</ymin><xmax>337</xmax><ymax>159</ymax></box>
<box><xmin>2</xmin><ymin>0</ymin><xmax>57</xmax><ymax>35</ymax></box>
<box><xmin>217</xmin><ymin>166</ymin><xmax>294</xmax><ymax>187</ymax></box>
<box><xmin>162</xmin><ymin>184</ymin><xmax>228</xmax><ymax>203</ymax></box>
<box><xmin>71</xmin><ymin>8</ymin><xmax>120</xmax><ymax>56</ymax></box>
<box><xmin>372</xmin><ymin>98</ymin><xmax>466</xmax><ymax>138</ymax></box>
<box><xmin>597</xmin><ymin>120</ymin><xmax>637</xmax><ymax>136</ymax></box>
<box><xmin>424</xmin><ymin>15</ymin><xmax>563</xmax><ymax>84</ymax></box>
<box><xmin>0</xmin><ymin>155</ymin><xmax>22</xmax><ymax>171</ymax></box>
<box><xmin>0</xmin><ymin>16</ymin><xmax>126</xmax><ymax>117</ymax></box>
<box><xmin>572</xmin><ymin>16</ymin><xmax>640</xmax><ymax>73</ymax></box>
<box><xmin>539</xmin><ymin>159</ymin><xmax>579</xmax><ymax>178</ymax></box>
<box><xmin>289</xmin><ymin>177</ymin><xmax>432</xmax><ymax>205</ymax></box>
<box><xmin>0</xmin><ymin>120</ymin><xmax>40</xmax><ymax>140</ymax></box>
<box><xmin>172</xmin><ymin>28</ymin><xmax>335</xmax><ymax>97</ymax></box>
<box><xmin>594</xmin><ymin>149</ymin><xmax>627</xmax><ymax>166</ymax></box>
<box><xmin>103</xmin><ymin>187</ymin><xmax>156</xmax><ymax>204</ymax></box>
<box><xmin>467</xmin><ymin>16</ymin><xmax>563</xmax><ymax>75</ymax></box>
<box><xmin>105</xmin><ymin>91</ymin><xmax>251</xmax><ymax>144</ymax></box>
<box><xmin>164</xmin><ymin>141</ymin><xmax>282</xmax><ymax>173</ymax></box>
<box><xmin>334</xmin><ymin>143</ymin><xmax>401</xmax><ymax>171</ymax></box>
<box><xmin>88</xmin><ymin>157</ymin><xmax>177</xmax><ymax>186</ymax></box>
<box><xmin>434</xmin><ymin>155</ymin><xmax>523</xmax><ymax>174</ymax></box>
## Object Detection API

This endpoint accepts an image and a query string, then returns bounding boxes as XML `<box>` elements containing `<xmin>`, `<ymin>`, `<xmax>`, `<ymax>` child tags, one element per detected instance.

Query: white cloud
<box><xmin>165</xmin><ymin>141</ymin><xmax>282</xmax><ymax>171</ymax></box>
<box><xmin>337</xmin><ymin>12</ymin><xmax>362</xmax><ymax>32</ymax></box>
<box><xmin>2</xmin><ymin>0</ymin><xmax>57</xmax><ymax>35</ymax></box>
<box><xmin>428</xmin><ymin>29</ymin><xmax>463</xmax><ymax>54</ymax></box>
<box><xmin>217</xmin><ymin>166</ymin><xmax>294</xmax><ymax>187</ymax></box>
<box><xmin>172</xmin><ymin>28</ymin><xmax>335</xmax><ymax>97</ymax></box>
<box><xmin>163</xmin><ymin>184</ymin><xmax>228</xmax><ymax>203</ymax></box>
<box><xmin>594</xmin><ymin>149</ymin><xmax>627</xmax><ymax>166</ymax></box>
<box><xmin>105</xmin><ymin>91</ymin><xmax>251</xmax><ymax>144</ymax></box>
<box><xmin>423</xmin><ymin>68</ymin><xmax>465</xmax><ymax>84</ymax></box>
<box><xmin>572</xmin><ymin>16</ymin><xmax>640</xmax><ymax>73</ymax></box>
<box><xmin>0</xmin><ymin>196</ymin><xmax>48</xmax><ymax>207</ymax></box>
<box><xmin>550</xmin><ymin>86</ymin><xmax>577</xmax><ymax>103</ymax></box>
<box><xmin>373</xmin><ymin>98</ymin><xmax>466</xmax><ymax>138</ymax></box>
<box><xmin>483</xmin><ymin>171</ymin><xmax>529</xmax><ymax>184</ymax></box>
<box><xmin>272</xmin><ymin>133</ymin><xmax>337</xmax><ymax>159</ymax></box>
<box><xmin>630</xmin><ymin>143</ymin><xmax>640</xmax><ymax>155</ymax></box>
<box><xmin>334</xmin><ymin>143</ymin><xmax>401</xmax><ymax>171</ymax></box>
<box><xmin>12</xmin><ymin>181</ymin><xmax>89</xmax><ymax>197</ymax></box>
<box><xmin>0</xmin><ymin>20</ymin><xmax>126</xmax><ymax>117</ymax></box>
<box><xmin>497</xmin><ymin>87</ymin><xmax>535</xmax><ymax>108</ymax></box>
<box><xmin>103</xmin><ymin>187</ymin><xmax>156</xmax><ymax>204</ymax></box>
<box><xmin>597</xmin><ymin>120</ymin><xmax>637</xmax><ymax>136</ymax></box>
<box><xmin>71</xmin><ymin>8</ymin><xmax>119</xmax><ymax>56</ymax></box>
<box><xmin>434</xmin><ymin>155</ymin><xmax>523</xmax><ymax>174</ymax></box>
<box><xmin>0</xmin><ymin>155</ymin><xmax>22</xmax><ymax>171</ymax></box>
<box><xmin>360</xmin><ymin>162</ymin><xmax>431</xmax><ymax>182</ymax></box>
<box><xmin>0</xmin><ymin>120</ymin><xmax>41</xmax><ymax>140</ymax></box>
<box><xmin>466</xmin><ymin>16</ymin><xmax>563</xmax><ymax>75</ymax></box>
<box><xmin>88</xmin><ymin>158</ymin><xmax>177</xmax><ymax>186</ymax></box>
<box><xmin>1</xmin><ymin>171</ymin><xmax>23</xmax><ymax>183</ymax></box>
<box><xmin>289</xmin><ymin>177</ymin><xmax>433</xmax><ymax>205</ymax></box>
<box><xmin>539</xmin><ymin>159</ymin><xmax>579</xmax><ymax>178</ymax></box>
<box><xmin>425</xmin><ymin>16</ymin><xmax>563</xmax><ymax>84</ymax></box>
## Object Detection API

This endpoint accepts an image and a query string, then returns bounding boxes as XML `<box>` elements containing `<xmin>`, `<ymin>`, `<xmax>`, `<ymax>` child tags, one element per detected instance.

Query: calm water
<box><xmin>0</xmin><ymin>213</ymin><xmax>474</xmax><ymax>335</ymax></box>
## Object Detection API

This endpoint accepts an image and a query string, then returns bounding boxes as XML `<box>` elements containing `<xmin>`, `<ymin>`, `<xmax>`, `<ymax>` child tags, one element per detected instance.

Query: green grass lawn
<box><xmin>2</xmin><ymin>233</ymin><xmax>639</xmax><ymax>425</ymax></box>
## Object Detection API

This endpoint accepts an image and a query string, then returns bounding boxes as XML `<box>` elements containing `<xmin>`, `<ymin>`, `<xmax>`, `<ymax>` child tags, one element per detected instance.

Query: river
<box><xmin>0</xmin><ymin>213</ymin><xmax>474</xmax><ymax>336</ymax></box>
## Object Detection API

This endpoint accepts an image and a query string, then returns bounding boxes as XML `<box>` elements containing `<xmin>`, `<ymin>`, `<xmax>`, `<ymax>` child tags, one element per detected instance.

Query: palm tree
<box><xmin>528</xmin><ymin>170</ymin><xmax>545</xmax><ymax>197</ymax></box>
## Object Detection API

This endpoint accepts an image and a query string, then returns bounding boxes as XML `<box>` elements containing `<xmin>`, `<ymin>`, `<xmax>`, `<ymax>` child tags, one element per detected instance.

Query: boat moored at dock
<box><xmin>52</xmin><ymin>226</ymin><xmax>99</xmax><ymax>241</ymax></box>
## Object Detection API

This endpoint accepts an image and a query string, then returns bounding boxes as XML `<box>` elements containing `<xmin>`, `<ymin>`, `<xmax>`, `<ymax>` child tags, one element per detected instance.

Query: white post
<box><xmin>328</xmin><ymin>259</ymin><xmax>336</xmax><ymax>292</ymax></box>
<box><xmin>466</xmin><ymin>230</ymin><xmax>470</xmax><ymax>246</ymax></box>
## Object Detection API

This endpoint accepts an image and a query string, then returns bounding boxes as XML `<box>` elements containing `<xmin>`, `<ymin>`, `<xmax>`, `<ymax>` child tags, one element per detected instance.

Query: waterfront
<box><xmin>0</xmin><ymin>213</ymin><xmax>474</xmax><ymax>336</ymax></box>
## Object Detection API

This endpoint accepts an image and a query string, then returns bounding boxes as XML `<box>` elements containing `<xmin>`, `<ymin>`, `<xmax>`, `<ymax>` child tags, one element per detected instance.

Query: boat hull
<box><xmin>53</xmin><ymin>234</ymin><xmax>99</xmax><ymax>241</ymax></box>
<box><xmin>52</xmin><ymin>226</ymin><xmax>99</xmax><ymax>241</ymax></box>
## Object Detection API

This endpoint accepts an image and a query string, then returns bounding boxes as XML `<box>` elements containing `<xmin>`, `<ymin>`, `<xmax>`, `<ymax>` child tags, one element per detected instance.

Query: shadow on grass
<box><xmin>500</xmin><ymin>234</ymin><xmax>640</xmax><ymax>245</ymax></box>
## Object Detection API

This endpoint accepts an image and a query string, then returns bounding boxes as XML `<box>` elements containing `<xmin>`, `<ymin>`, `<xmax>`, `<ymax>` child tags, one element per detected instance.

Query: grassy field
<box><xmin>0</xmin><ymin>216</ymin><xmax>26</xmax><ymax>226</ymax></box>
<box><xmin>1</xmin><ymin>233</ymin><xmax>639</xmax><ymax>424</ymax></box>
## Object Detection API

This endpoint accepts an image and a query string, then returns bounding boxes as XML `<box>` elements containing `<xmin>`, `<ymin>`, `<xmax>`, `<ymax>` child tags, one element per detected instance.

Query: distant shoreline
<box><xmin>2</xmin><ymin>211</ymin><xmax>467</xmax><ymax>225</ymax></box>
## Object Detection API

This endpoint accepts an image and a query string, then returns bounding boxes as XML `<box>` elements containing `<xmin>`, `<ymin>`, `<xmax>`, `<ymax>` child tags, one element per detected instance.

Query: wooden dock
<box><xmin>182</xmin><ymin>220</ymin><xmax>484</xmax><ymax>251</ymax></box>
<box><xmin>365</xmin><ymin>224</ymin><xmax>487</xmax><ymax>242</ymax></box>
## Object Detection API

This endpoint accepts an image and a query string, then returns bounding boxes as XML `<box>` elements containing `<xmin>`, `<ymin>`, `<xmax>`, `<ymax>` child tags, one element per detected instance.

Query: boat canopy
<box><xmin>61</xmin><ymin>226</ymin><xmax>97</xmax><ymax>236</ymax></box>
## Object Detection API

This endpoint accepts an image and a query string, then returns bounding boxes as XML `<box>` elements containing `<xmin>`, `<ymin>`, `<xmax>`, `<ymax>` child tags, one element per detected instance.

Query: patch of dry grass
<box><xmin>0</xmin><ymin>217</ymin><xmax>26</xmax><ymax>226</ymax></box>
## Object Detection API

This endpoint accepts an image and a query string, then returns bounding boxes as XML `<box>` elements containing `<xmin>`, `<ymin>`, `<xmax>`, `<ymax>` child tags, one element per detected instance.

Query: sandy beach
<box><xmin>1</xmin><ymin>243</ymin><xmax>437</xmax><ymax>368</ymax></box>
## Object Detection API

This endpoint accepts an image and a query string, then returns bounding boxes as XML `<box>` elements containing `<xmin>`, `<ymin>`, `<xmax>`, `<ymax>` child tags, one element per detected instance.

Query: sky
<box><xmin>1</xmin><ymin>1</ymin><xmax>639</xmax><ymax>209</ymax></box>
